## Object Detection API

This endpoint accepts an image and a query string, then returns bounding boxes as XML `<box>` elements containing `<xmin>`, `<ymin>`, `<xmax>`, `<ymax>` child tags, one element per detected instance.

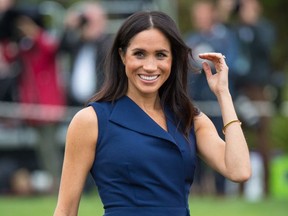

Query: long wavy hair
<box><xmin>89</xmin><ymin>11</ymin><xmax>198</xmax><ymax>138</ymax></box>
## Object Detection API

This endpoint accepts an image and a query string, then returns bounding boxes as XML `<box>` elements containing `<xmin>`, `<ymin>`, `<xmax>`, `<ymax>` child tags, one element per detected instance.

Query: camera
<box><xmin>79</xmin><ymin>14</ymin><xmax>88</xmax><ymax>27</ymax></box>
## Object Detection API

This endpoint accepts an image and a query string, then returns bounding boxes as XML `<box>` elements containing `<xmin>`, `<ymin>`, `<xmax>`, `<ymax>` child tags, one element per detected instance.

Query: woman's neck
<box><xmin>126</xmin><ymin>92</ymin><xmax>161</xmax><ymax>112</ymax></box>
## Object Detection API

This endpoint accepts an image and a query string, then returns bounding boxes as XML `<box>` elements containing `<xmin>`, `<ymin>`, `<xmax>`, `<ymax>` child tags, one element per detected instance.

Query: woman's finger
<box><xmin>199</xmin><ymin>52</ymin><xmax>228</xmax><ymax>73</ymax></box>
<box><xmin>202</xmin><ymin>61</ymin><xmax>212</xmax><ymax>78</ymax></box>
<box><xmin>199</xmin><ymin>52</ymin><xmax>226</xmax><ymax>64</ymax></box>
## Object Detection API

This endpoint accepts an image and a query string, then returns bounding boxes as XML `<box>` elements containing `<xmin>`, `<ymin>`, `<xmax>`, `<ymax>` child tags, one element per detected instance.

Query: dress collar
<box><xmin>109</xmin><ymin>96</ymin><xmax>179</xmax><ymax>145</ymax></box>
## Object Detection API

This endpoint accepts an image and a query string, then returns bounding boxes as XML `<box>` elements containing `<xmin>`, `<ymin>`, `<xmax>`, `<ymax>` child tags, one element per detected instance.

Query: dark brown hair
<box><xmin>89</xmin><ymin>11</ymin><xmax>198</xmax><ymax>137</ymax></box>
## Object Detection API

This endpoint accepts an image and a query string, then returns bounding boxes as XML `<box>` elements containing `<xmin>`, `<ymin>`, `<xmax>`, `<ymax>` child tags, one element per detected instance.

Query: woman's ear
<box><xmin>118</xmin><ymin>48</ymin><xmax>125</xmax><ymax>65</ymax></box>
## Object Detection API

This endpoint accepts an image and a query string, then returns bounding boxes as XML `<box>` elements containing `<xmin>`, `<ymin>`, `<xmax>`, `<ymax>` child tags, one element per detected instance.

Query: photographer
<box><xmin>9</xmin><ymin>7</ymin><xmax>66</xmax><ymax>191</ymax></box>
<box><xmin>58</xmin><ymin>1</ymin><xmax>112</xmax><ymax>106</ymax></box>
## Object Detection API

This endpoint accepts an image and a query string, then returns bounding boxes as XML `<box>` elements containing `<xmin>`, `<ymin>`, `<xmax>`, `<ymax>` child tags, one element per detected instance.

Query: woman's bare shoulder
<box><xmin>73</xmin><ymin>106</ymin><xmax>97</xmax><ymax>123</ymax></box>
<box><xmin>68</xmin><ymin>106</ymin><xmax>98</xmax><ymax>137</ymax></box>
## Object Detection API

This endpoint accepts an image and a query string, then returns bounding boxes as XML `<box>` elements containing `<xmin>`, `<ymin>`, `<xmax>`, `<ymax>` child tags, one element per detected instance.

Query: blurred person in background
<box><xmin>185</xmin><ymin>0</ymin><xmax>240</xmax><ymax>196</ymax></box>
<box><xmin>0</xmin><ymin>0</ymin><xmax>19</xmax><ymax>103</ymax></box>
<box><xmin>215</xmin><ymin>0</ymin><xmax>239</xmax><ymax>26</ymax></box>
<box><xmin>58</xmin><ymin>1</ymin><xmax>112</xmax><ymax>107</ymax></box>
<box><xmin>234</xmin><ymin>0</ymin><xmax>276</xmax><ymax>196</ymax></box>
<box><xmin>9</xmin><ymin>7</ymin><xmax>66</xmax><ymax>192</ymax></box>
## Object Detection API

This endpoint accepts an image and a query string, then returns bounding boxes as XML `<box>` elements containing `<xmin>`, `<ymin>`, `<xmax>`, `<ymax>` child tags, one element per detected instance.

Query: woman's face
<box><xmin>120</xmin><ymin>28</ymin><xmax>172</xmax><ymax>97</ymax></box>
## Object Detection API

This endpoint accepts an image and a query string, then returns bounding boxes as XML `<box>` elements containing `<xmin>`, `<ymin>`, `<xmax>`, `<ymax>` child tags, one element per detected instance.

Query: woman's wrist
<box><xmin>216</xmin><ymin>89</ymin><xmax>239</xmax><ymax>123</ymax></box>
<box><xmin>215</xmin><ymin>89</ymin><xmax>231</xmax><ymax>102</ymax></box>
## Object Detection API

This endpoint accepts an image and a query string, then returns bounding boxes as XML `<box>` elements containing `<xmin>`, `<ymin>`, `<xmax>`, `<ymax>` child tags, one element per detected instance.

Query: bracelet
<box><xmin>222</xmin><ymin>119</ymin><xmax>242</xmax><ymax>135</ymax></box>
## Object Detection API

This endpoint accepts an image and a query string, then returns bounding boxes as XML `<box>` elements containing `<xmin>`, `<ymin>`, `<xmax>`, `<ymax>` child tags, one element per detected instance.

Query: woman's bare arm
<box><xmin>54</xmin><ymin>106</ymin><xmax>98</xmax><ymax>216</ymax></box>
<box><xmin>194</xmin><ymin>52</ymin><xmax>251</xmax><ymax>182</ymax></box>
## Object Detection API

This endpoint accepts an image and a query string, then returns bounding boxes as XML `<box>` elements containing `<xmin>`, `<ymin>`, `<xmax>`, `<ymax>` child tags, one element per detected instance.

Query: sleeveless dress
<box><xmin>88</xmin><ymin>96</ymin><xmax>198</xmax><ymax>216</ymax></box>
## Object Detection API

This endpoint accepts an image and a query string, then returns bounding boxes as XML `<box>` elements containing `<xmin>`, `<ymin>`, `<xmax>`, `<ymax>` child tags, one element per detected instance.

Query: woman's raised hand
<box><xmin>199</xmin><ymin>52</ymin><xmax>229</xmax><ymax>97</ymax></box>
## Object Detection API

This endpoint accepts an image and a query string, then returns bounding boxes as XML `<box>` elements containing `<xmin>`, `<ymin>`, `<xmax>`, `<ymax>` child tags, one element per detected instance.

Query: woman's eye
<box><xmin>133</xmin><ymin>52</ymin><xmax>144</xmax><ymax>58</ymax></box>
<box><xmin>156</xmin><ymin>53</ymin><xmax>167</xmax><ymax>59</ymax></box>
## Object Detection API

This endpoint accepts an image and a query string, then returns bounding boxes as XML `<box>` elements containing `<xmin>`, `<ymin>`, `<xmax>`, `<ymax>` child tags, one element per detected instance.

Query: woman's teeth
<box><xmin>139</xmin><ymin>75</ymin><xmax>158</xmax><ymax>81</ymax></box>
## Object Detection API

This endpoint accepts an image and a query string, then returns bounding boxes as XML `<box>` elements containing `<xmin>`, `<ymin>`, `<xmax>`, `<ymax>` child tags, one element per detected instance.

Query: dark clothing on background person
<box><xmin>234</xmin><ymin>16</ymin><xmax>276</xmax><ymax>196</ymax></box>
<box><xmin>186</xmin><ymin>22</ymin><xmax>240</xmax><ymax>100</ymax></box>
<box><xmin>0</xmin><ymin>7</ymin><xmax>20</xmax><ymax>102</ymax></box>
<box><xmin>234</xmin><ymin>18</ymin><xmax>276</xmax><ymax>89</ymax></box>
<box><xmin>89</xmin><ymin>96</ymin><xmax>197</xmax><ymax>216</ymax></box>
<box><xmin>58</xmin><ymin>31</ymin><xmax>111</xmax><ymax>106</ymax></box>
<box><xmin>185</xmin><ymin>22</ymin><xmax>239</xmax><ymax>196</ymax></box>
<box><xmin>0</xmin><ymin>39</ymin><xmax>20</xmax><ymax>102</ymax></box>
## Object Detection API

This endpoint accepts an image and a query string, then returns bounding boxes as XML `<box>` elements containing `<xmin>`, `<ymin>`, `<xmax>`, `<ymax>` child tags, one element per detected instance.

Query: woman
<box><xmin>53</xmin><ymin>11</ymin><xmax>251</xmax><ymax>216</ymax></box>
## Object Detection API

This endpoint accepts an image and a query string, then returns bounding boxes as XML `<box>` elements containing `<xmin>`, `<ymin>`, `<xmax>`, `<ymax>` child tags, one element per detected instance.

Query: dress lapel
<box><xmin>109</xmin><ymin>96</ymin><xmax>177</xmax><ymax>144</ymax></box>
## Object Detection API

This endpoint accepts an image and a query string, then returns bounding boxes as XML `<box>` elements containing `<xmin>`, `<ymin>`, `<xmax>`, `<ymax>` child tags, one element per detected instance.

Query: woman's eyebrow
<box><xmin>156</xmin><ymin>49</ymin><xmax>170</xmax><ymax>53</ymax></box>
<box><xmin>131</xmin><ymin>48</ymin><xmax>170</xmax><ymax>53</ymax></box>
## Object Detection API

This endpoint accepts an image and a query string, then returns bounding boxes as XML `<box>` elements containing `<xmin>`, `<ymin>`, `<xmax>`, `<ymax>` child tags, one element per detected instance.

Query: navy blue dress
<box><xmin>88</xmin><ymin>96</ymin><xmax>197</xmax><ymax>216</ymax></box>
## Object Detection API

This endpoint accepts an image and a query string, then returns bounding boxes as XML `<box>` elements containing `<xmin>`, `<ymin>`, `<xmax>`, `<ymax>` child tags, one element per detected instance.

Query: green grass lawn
<box><xmin>0</xmin><ymin>194</ymin><xmax>287</xmax><ymax>216</ymax></box>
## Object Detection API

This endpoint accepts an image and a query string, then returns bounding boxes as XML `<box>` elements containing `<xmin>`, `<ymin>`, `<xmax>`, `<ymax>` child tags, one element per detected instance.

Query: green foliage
<box><xmin>270</xmin><ymin>114</ymin><xmax>288</xmax><ymax>153</ymax></box>
<box><xmin>241</xmin><ymin>114</ymin><xmax>288</xmax><ymax>154</ymax></box>
<box><xmin>261</xmin><ymin>1</ymin><xmax>288</xmax><ymax>71</ymax></box>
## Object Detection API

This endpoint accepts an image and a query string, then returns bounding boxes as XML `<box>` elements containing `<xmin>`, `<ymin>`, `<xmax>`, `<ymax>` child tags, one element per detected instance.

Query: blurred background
<box><xmin>0</xmin><ymin>0</ymin><xmax>287</xmax><ymax>215</ymax></box>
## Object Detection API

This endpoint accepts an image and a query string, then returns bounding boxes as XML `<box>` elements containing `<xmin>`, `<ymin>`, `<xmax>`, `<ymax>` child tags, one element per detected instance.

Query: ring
<box><xmin>222</xmin><ymin>55</ymin><xmax>226</xmax><ymax>59</ymax></box>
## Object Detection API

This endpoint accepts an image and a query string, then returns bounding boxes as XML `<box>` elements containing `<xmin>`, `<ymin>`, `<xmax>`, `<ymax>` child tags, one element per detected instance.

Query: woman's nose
<box><xmin>143</xmin><ymin>57</ymin><xmax>157</xmax><ymax>71</ymax></box>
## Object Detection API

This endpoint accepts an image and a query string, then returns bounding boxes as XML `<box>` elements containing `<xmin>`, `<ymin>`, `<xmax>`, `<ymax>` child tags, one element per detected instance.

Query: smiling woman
<box><xmin>53</xmin><ymin>11</ymin><xmax>251</xmax><ymax>216</ymax></box>
<box><xmin>119</xmin><ymin>28</ymin><xmax>172</xmax><ymax>97</ymax></box>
